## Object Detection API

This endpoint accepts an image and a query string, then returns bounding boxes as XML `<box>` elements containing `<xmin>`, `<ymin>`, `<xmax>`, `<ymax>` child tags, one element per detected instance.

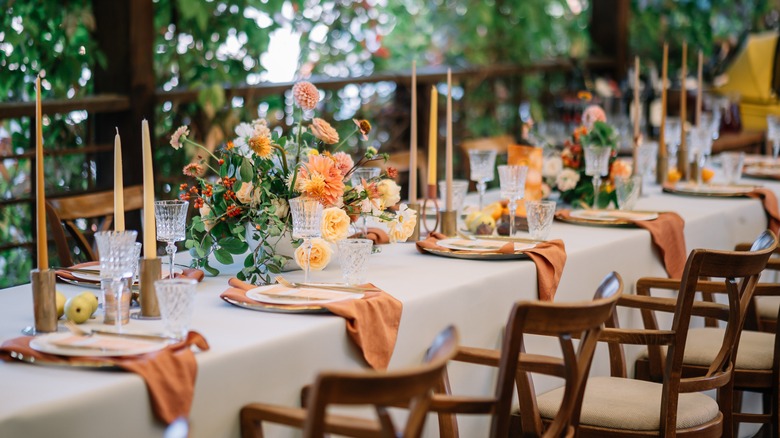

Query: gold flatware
<box><xmin>64</xmin><ymin>320</ymin><xmax>173</xmax><ymax>342</ymax></box>
<box><xmin>275</xmin><ymin>275</ymin><xmax>378</xmax><ymax>293</ymax></box>
<box><xmin>456</xmin><ymin>231</ymin><xmax>541</xmax><ymax>245</ymax></box>
<box><xmin>53</xmin><ymin>266</ymin><xmax>101</xmax><ymax>274</ymax></box>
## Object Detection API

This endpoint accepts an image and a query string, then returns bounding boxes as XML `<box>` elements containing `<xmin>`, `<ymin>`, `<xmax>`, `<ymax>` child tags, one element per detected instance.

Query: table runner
<box><xmin>0</xmin><ymin>331</ymin><xmax>209</xmax><ymax>424</ymax></box>
<box><xmin>415</xmin><ymin>232</ymin><xmax>566</xmax><ymax>301</ymax></box>
<box><xmin>221</xmin><ymin>278</ymin><xmax>402</xmax><ymax>370</ymax></box>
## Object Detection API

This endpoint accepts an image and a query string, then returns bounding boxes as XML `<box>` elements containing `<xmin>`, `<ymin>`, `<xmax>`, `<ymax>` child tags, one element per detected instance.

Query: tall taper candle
<box><xmin>445</xmin><ymin>69</ymin><xmax>453</xmax><ymax>211</ymax></box>
<box><xmin>114</xmin><ymin>128</ymin><xmax>125</xmax><ymax>231</ymax></box>
<box><xmin>409</xmin><ymin>61</ymin><xmax>418</xmax><ymax>204</ymax></box>
<box><xmin>696</xmin><ymin>50</ymin><xmax>703</xmax><ymax>127</ymax></box>
<box><xmin>678</xmin><ymin>42</ymin><xmax>688</xmax><ymax>178</ymax></box>
<box><xmin>660</xmin><ymin>43</ymin><xmax>668</xmax><ymax>159</ymax></box>
<box><xmin>427</xmin><ymin>86</ymin><xmax>438</xmax><ymax>187</ymax></box>
<box><xmin>142</xmin><ymin>120</ymin><xmax>157</xmax><ymax>259</ymax></box>
<box><xmin>35</xmin><ymin>75</ymin><xmax>47</xmax><ymax>269</ymax></box>
<box><xmin>633</xmin><ymin>56</ymin><xmax>641</xmax><ymax>140</ymax></box>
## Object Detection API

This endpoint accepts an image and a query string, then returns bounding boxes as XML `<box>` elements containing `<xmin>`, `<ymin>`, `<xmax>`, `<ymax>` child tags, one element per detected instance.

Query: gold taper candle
<box><xmin>678</xmin><ymin>42</ymin><xmax>688</xmax><ymax>178</ymax></box>
<box><xmin>142</xmin><ymin>120</ymin><xmax>157</xmax><ymax>258</ymax></box>
<box><xmin>696</xmin><ymin>49</ymin><xmax>703</xmax><ymax>127</ymax></box>
<box><xmin>35</xmin><ymin>75</ymin><xmax>48</xmax><ymax>269</ymax></box>
<box><xmin>427</xmin><ymin>86</ymin><xmax>438</xmax><ymax>187</ymax></box>
<box><xmin>409</xmin><ymin>61</ymin><xmax>418</xmax><ymax>204</ymax></box>
<box><xmin>114</xmin><ymin>128</ymin><xmax>125</xmax><ymax>231</ymax></box>
<box><xmin>633</xmin><ymin>56</ymin><xmax>641</xmax><ymax>140</ymax></box>
<box><xmin>445</xmin><ymin>68</ymin><xmax>453</xmax><ymax>211</ymax></box>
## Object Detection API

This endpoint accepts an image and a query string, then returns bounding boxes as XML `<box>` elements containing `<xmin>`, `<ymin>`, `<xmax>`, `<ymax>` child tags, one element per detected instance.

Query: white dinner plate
<box><xmin>30</xmin><ymin>333</ymin><xmax>168</xmax><ymax>357</ymax></box>
<box><xmin>246</xmin><ymin>285</ymin><xmax>364</xmax><ymax>306</ymax></box>
<box><xmin>569</xmin><ymin>210</ymin><xmax>658</xmax><ymax>222</ymax></box>
<box><xmin>435</xmin><ymin>238</ymin><xmax>536</xmax><ymax>253</ymax></box>
<box><xmin>72</xmin><ymin>266</ymin><xmax>182</xmax><ymax>282</ymax></box>
<box><xmin>671</xmin><ymin>182</ymin><xmax>756</xmax><ymax>195</ymax></box>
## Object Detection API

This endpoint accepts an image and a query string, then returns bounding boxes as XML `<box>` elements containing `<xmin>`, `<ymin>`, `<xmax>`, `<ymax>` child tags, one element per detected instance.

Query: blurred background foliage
<box><xmin>0</xmin><ymin>0</ymin><xmax>778</xmax><ymax>287</ymax></box>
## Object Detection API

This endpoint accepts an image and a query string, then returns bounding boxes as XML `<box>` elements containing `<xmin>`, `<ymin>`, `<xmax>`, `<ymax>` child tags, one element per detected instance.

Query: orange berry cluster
<box><xmin>202</xmin><ymin>184</ymin><xmax>213</xmax><ymax>197</ymax></box>
<box><xmin>226</xmin><ymin>205</ymin><xmax>242</xmax><ymax>218</ymax></box>
<box><xmin>222</xmin><ymin>176</ymin><xmax>236</xmax><ymax>190</ymax></box>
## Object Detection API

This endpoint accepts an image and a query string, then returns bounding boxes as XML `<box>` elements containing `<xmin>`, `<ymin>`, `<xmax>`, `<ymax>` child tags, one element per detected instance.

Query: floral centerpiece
<box><xmin>172</xmin><ymin>81</ymin><xmax>417</xmax><ymax>284</ymax></box>
<box><xmin>541</xmin><ymin>105</ymin><xmax>631</xmax><ymax>208</ymax></box>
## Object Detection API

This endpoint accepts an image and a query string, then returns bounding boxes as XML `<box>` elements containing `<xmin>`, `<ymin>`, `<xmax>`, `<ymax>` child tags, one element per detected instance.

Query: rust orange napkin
<box><xmin>0</xmin><ymin>331</ymin><xmax>209</xmax><ymax>424</ymax></box>
<box><xmin>415</xmin><ymin>232</ymin><xmax>566</xmax><ymax>301</ymax></box>
<box><xmin>349</xmin><ymin>227</ymin><xmax>390</xmax><ymax>245</ymax></box>
<box><xmin>556</xmin><ymin>210</ymin><xmax>686</xmax><ymax>278</ymax></box>
<box><xmin>221</xmin><ymin>278</ymin><xmax>402</xmax><ymax>370</ymax></box>
<box><xmin>748</xmin><ymin>188</ymin><xmax>780</xmax><ymax>235</ymax></box>
<box><xmin>55</xmin><ymin>261</ymin><xmax>205</xmax><ymax>283</ymax></box>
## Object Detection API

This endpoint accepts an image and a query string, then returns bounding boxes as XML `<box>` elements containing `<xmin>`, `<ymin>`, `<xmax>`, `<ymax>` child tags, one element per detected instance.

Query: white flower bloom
<box><xmin>542</xmin><ymin>156</ymin><xmax>563</xmax><ymax>178</ymax></box>
<box><xmin>199</xmin><ymin>204</ymin><xmax>214</xmax><ymax>231</ymax></box>
<box><xmin>387</xmin><ymin>204</ymin><xmax>418</xmax><ymax>243</ymax></box>
<box><xmin>556</xmin><ymin>168</ymin><xmax>580</xmax><ymax>192</ymax></box>
<box><xmin>271</xmin><ymin>198</ymin><xmax>289</xmax><ymax>219</ymax></box>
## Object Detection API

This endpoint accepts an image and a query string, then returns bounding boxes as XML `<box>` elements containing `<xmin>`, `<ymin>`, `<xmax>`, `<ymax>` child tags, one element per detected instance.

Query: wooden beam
<box><xmin>0</xmin><ymin>94</ymin><xmax>130</xmax><ymax>119</ymax></box>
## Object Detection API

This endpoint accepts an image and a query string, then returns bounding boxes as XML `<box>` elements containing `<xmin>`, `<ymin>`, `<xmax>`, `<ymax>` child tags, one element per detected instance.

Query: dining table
<box><xmin>0</xmin><ymin>172</ymin><xmax>775</xmax><ymax>438</ymax></box>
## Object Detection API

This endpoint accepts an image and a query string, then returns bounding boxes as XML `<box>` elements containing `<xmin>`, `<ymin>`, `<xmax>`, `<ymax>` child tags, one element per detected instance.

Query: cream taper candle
<box><xmin>409</xmin><ymin>61</ymin><xmax>418</xmax><ymax>204</ymax></box>
<box><xmin>445</xmin><ymin>69</ymin><xmax>453</xmax><ymax>211</ymax></box>
<box><xmin>114</xmin><ymin>128</ymin><xmax>125</xmax><ymax>231</ymax></box>
<box><xmin>35</xmin><ymin>75</ymin><xmax>47</xmax><ymax>269</ymax></box>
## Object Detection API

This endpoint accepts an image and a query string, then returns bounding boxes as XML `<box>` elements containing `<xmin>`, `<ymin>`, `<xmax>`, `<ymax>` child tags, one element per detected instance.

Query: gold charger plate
<box><xmin>221</xmin><ymin>295</ymin><xmax>330</xmax><ymax>314</ymax></box>
<box><xmin>421</xmin><ymin>247</ymin><xmax>532</xmax><ymax>260</ymax></box>
<box><xmin>5</xmin><ymin>350</ymin><xmax>119</xmax><ymax>369</ymax></box>
<box><xmin>662</xmin><ymin>182</ymin><xmax>757</xmax><ymax>198</ymax></box>
<box><xmin>554</xmin><ymin>211</ymin><xmax>653</xmax><ymax>228</ymax></box>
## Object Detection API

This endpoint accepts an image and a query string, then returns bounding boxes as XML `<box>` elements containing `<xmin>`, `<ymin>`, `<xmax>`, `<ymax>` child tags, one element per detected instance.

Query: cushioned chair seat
<box><xmin>756</xmin><ymin>296</ymin><xmax>780</xmax><ymax>319</ymax></box>
<box><xmin>639</xmin><ymin>328</ymin><xmax>774</xmax><ymax>370</ymax></box>
<box><xmin>536</xmin><ymin>376</ymin><xmax>720</xmax><ymax>431</ymax></box>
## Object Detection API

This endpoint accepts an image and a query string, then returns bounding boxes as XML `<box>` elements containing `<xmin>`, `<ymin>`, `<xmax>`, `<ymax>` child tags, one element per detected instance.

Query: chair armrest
<box><xmin>430</xmin><ymin>395</ymin><xmax>496</xmax><ymax>414</ymax></box>
<box><xmin>618</xmin><ymin>295</ymin><xmax>730</xmax><ymax>320</ymax></box>
<box><xmin>753</xmin><ymin>283</ymin><xmax>780</xmax><ymax>297</ymax></box>
<box><xmin>599</xmin><ymin>327</ymin><xmax>676</xmax><ymax>346</ymax></box>
<box><xmin>453</xmin><ymin>346</ymin><xmax>500</xmax><ymax>367</ymax></box>
<box><xmin>453</xmin><ymin>347</ymin><xmax>565</xmax><ymax>378</ymax></box>
<box><xmin>636</xmin><ymin>277</ymin><xmax>727</xmax><ymax>295</ymax></box>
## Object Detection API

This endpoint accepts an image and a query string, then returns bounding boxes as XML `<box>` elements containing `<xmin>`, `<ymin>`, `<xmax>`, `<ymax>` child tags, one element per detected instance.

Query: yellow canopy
<box><xmin>718</xmin><ymin>32</ymin><xmax>778</xmax><ymax>103</ymax></box>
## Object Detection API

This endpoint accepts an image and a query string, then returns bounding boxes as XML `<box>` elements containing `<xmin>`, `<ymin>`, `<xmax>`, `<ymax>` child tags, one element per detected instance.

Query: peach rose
<box><xmin>376</xmin><ymin>179</ymin><xmax>401</xmax><ymax>207</ymax></box>
<box><xmin>294</xmin><ymin>237</ymin><xmax>332</xmax><ymax>271</ymax></box>
<box><xmin>320</xmin><ymin>207</ymin><xmax>350</xmax><ymax>243</ymax></box>
<box><xmin>235</xmin><ymin>182</ymin><xmax>253</xmax><ymax>204</ymax></box>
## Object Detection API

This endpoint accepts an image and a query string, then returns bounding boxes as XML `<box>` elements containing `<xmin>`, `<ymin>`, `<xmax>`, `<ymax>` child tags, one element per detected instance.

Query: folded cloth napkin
<box><xmin>55</xmin><ymin>261</ymin><xmax>205</xmax><ymax>283</ymax></box>
<box><xmin>349</xmin><ymin>227</ymin><xmax>390</xmax><ymax>245</ymax></box>
<box><xmin>221</xmin><ymin>278</ymin><xmax>402</xmax><ymax>370</ymax></box>
<box><xmin>415</xmin><ymin>232</ymin><xmax>566</xmax><ymax>301</ymax></box>
<box><xmin>0</xmin><ymin>331</ymin><xmax>209</xmax><ymax>425</ymax></box>
<box><xmin>748</xmin><ymin>188</ymin><xmax>780</xmax><ymax>235</ymax></box>
<box><xmin>556</xmin><ymin>210</ymin><xmax>687</xmax><ymax>278</ymax></box>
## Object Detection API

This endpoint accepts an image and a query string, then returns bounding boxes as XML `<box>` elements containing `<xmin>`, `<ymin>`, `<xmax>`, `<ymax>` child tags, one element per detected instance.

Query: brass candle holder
<box><xmin>440</xmin><ymin>210</ymin><xmax>457</xmax><ymax>237</ymax></box>
<box><xmin>135</xmin><ymin>257</ymin><xmax>162</xmax><ymax>319</ymax></box>
<box><xmin>23</xmin><ymin>269</ymin><xmax>57</xmax><ymax>335</ymax></box>
<box><xmin>407</xmin><ymin>202</ymin><xmax>421</xmax><ymax>242</ymax></box>
<box><xmin>421</xmin><ymin>184</ymin><xmax>440</xmax><ymax>236</ymax></box>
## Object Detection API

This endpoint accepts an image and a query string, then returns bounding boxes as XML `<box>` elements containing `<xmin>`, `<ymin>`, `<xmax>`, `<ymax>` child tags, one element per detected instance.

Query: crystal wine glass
<box><xmin>468</xmin><ymin>149</ymin><xmax>497</xmax><ymax>210</ymax></box>
<box><xmin>664</xmin><ymin>116</ymin><xmax>682</xmax><ymax>171</ymax></box>
<box><xmin>350</xmin><ymin>167</ymin><xmax>380</xmax><ymax>237</ymax></box>
<box><xmin>94</xmin><ymin>230</ymin><xmax>137</xmax><ymax>332</ymax></box>
<box><xmin>583</xmin><ymin>146</ymin><xmax>612</xmax><ymax>208</ymax></box>
<box><xmin>690</xmin><ymin>126</ymin><xmax>713</xmax><ymax>186</ymax></box>
<box><xmin>767</xmin><ymin>115</ymin><xmax>780</xmax><ymax>161</ymax></box>
<box><xmin>154</xmin><ymin>200</ymin><xmax>189</xmax><ymax>279</ymax></box>
<box><xmin>497</xmin><ymin>165</ymin><xmax>528</xmax><ymax>237</ymax></box>
<box><xmin>289</xmin><ymin>197</ymin><xmax>323</xmax><ymax>284</ymax></box>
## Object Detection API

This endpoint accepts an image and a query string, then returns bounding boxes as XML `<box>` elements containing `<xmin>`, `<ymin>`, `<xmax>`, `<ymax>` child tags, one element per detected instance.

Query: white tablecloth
<box><xmin>0</xmin><ymin>180</ymin><xmax>774</xmax><ymax>437</ymax></box>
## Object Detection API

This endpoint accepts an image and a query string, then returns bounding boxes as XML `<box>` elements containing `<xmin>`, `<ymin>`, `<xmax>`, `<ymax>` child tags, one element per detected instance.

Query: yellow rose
<box><xmin>235</xmin><ymin>182</ymin><xmax>253</xmax><ymax>204</ymax></box>
<box><xmin>376</xmin><ymin>179</ymin><xmax>401</xmax><ymax>207</ymax></box>
<box><xmin>320</xmin><ymin>207</ymin><xmax>350</xmax><ymax>242</ymax></box>
<box><xmin>294</xmin><ymin>238</ymin><xmax>332</xmax><ymax>271</ymax></box>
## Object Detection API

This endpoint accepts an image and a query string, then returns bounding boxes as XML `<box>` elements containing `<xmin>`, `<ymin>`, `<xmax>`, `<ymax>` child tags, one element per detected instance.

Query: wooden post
<box><xmin>589</xmin><ymin>0</ymin><xmax>629</xmax><ymax>79</ymax></box>
<box><xmin>92</xmin><ymin>0</ymin><xmax>154</xmax><ymax>235</ymax></box>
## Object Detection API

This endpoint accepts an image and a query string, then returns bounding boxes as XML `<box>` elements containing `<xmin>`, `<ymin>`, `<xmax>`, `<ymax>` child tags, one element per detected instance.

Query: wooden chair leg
<box><xmin>240</xmin><ymin>408</ymin><xmax>265</xmax><ymax>438</ymax></box>
<box><xmin>434</xmin><ymin>368</ymin><xmax>459</xmax><ymax>438</ymax></box>
<box><xmin>718</xmin><ymin>382</ymin><xmax>736</xmax><ymax>438</ymax></box>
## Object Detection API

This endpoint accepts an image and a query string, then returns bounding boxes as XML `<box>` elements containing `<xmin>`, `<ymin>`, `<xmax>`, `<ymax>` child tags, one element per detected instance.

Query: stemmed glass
<box><xmin>154</xmin><ymin>200</ymin><xmax>189</xmax><ymax>279</ymax></box>
<box><xmin>497</xmin><ymin>165</ymin><xmax>528</xmax><ymax>237</ymax></box>
<box><xmin>664</xmin><ymin>116</ymin><xmax>681</xmax><ymax>171</ymax></box>
<box><xmin>583</xmin><ymin>146</ymin><xmax>612</xmax><ymax>208</ymax></box>
<box><xmin>468</xmin><ymin>149</ymin><xmax>497</xmax><ymax>210</ymax></box>
<box><xmin>350</xmin><ymin>167</ymin><xmax>380</xmax><ymax>237</ymax></box>
<box><xmin>690</xmin><ymin>126</ymin><xmax>713</xmax><ymax>186</ymax></box>
<box><xmin>289</xmin><ymin>197</ymin><xmax>323</xmax><ymax>284</ymax></box>
<box><xmin>94</xmin><ymin>230</ymin><xmax>138</xmax><ymax>332</ymax></box>
<box><xmin>767</xmin><ymin>115</ymin><xmax>780</xmax><ymax>161</ymax></box>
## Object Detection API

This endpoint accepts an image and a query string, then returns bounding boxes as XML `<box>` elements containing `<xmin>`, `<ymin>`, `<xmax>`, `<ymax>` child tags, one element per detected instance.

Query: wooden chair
<box><xmin>635</xmin><ymin>234</ymin><xmax>780</xmax><ymax>437</ymax></box>
<box><xmin>46</xmin><ymin>185</ymin><xmax>144</xmax><ymax>266</ymax></box>
<box><xmin>239</xmin><ymin>325</ymin><xmax>459</xmax><ymax>438</ymax></box>
<box><xmin>569</xmin><ymin>231</ymin><xmax>776</xmax><ymax>437</ymax></box>
<box><xmin>430</xmin><ymin>272</ymin><xmax>623</xmax><ymax>438</ymax></box>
